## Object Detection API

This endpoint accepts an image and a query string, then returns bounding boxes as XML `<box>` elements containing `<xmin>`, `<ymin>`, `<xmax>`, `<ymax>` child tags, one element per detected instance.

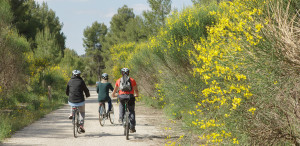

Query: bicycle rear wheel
<box><xmin>109</xmin><ymin>105</ymin><xmax>114</xmax><ymax>124</ymax></box>
<box><xmin>73</xmin><ymin>110</ymin><xmax>79</xmax><ymax>138</ymax></box>
<box><xmin>125</xmin><ymin>112</ymin><xmax>129</xmax><ymax>140</ymax></box>
<box><xmin>98</xmin><ymin>104</ymin><xmax>105</xmax><ymax>126</ymax></box>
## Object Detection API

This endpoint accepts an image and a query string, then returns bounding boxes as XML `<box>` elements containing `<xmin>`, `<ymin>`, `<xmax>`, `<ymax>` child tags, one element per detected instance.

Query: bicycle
<box><xmin>72</xmin><ymin>106</ymin><xmax>81</xmax><ymax>138</ymax></box>
<box><xmin>98</xmin><ymin>102</ymin><xmax>114</xmax><ymax>126</ymax></box>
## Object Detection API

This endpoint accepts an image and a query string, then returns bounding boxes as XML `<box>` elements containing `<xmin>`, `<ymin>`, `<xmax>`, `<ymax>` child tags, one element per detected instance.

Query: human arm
<box><xmin>131</xmin><ymin>78</ymin><xmax>138</xmax><ymax>97</ymax></box>
<box><xmin>82</xmin><ymin>81</ymin><xmax>90</xmax><ymax>98</ymax></box>
<box><xmin>109</xmin><ymin>83</ymin><xmax>114</xmax><ymax>92</ymax></box>
<box><xmin>111</xmin><ymin>86</ymin><xmax>119</xmax><ymax>98</ymax></box>
<box><xmin>133</xmin><ymin>85</ymin><xmax>139</xmax><ymax>97</ymax></box>
<box><xmin>96</xmin><ymin>84</ymin><xmax>99</xmax><ymax>94</ymax></box>
<box><xmin>66</xmin><ymin>83</ymin><xmax>69</xmax><ymax>96</ymax></box>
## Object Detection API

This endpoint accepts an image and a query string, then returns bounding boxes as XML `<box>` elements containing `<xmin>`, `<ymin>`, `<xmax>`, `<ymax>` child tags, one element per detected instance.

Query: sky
<box><xmin>35</xmin><ymin>0</ymin><xmax>193</xmax><ymax>55</ymax></box>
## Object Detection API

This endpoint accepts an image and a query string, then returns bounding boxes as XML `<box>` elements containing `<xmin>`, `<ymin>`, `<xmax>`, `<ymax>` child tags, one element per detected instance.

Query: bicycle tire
<box><xmin>109</xmin><ymin>105</ymin><xmax>114</xmax><ymax>124</ymax></box>
<box><xmin>73</xmin><ymin>110</ymin><xmax>79</xmax><ymax>138</ymax></box>
<box><xmin>99</xmin><ymin>104</ymin><xmax>105</xmax><ymax>126</ymax></box>
<box><xmin>125</xmin><ymin>112</ymin><xmax>129</xmax><ymax>140</ymax></box>
<box><xmin>123</xmin><ymin>116</ymin><xmax>126</xmax><ymax>135</ymax></box>
<box><xmin>76</xmin><ymin>111</ymin><xmax>81</xmax><ymax>134</ymax></box>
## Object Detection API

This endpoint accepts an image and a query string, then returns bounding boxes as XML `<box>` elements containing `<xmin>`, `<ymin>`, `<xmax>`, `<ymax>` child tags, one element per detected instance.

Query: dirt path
<box><xmin>1</xmin><ymin>90</ymin><xmax>168</xmax><ymax>146</ymax></box>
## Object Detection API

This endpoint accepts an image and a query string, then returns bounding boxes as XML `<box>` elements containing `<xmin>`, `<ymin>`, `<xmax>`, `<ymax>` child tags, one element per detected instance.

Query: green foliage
<box><xmin>125</xmin><ymin>16</ymin><xmax>148</xmax><ymax>42</ymax></box>
<box><xmin>147</xmin><ymin>0</ymin><xmax>171</xmax><ymax>26</ymax></box>
<box><xmin>0</xmin><ymin>0</ymin><xmax>13</xmax><ymax>24</ymax></box>
<box><xmin>0</xmin><ymin>1</ymin><xmax>81</xmax><ymax>142</ymax></box>
<box><xmin>0</xmin><ymin>91</ymin><xmax>65</xmax><ymax>141</ymax></box>
<box><xmin>60</xmin><ymin>48</ymin><xmax>85</xmax><ymax>72</ymax></box>
<box><xmin>0</xmin><ymin>0</ymin><xmax>30</xmax><ymax>94</ymax></box>
<box><xmin>10</xmin><ymin>0</ymin><xmax>66</xmax><ymax>54</ymax></box>
<box><xmin>104</xmin><ymin>0</ymin><xmax>300</xmax><ymax>145</ymax></box>
<box><xmin>83</xmin><ymin>21</ymin><xmax>107</xmax><ymax>50</ymax></box>
<box><xmin>143</xmin><ymin>0</ymin><xmax>172</xmax><ymax>36</ymax></box>
<box><xmin>110</xmin><ymin>5</ymin><xmax>135</xmax><ymax>35</ymax></box>
<box><xmin>83</xmin><ymin>21</ymin><xmax>107</xmax><ymax>82</ymax></box>
<box><xmin>35</xmin><ymin>27</ymin><xmax>62</xmax><ymax>65</ymax></box>
<box><xmin>104</xmin><ymin>5</ymin><xmax>136</xmax><ymax>50</ymax></box>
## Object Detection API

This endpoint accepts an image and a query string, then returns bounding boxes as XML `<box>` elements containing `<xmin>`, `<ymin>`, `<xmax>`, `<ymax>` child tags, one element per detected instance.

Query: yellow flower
<box><xmin>255</xmin><ymin>23</ymin><xmax>263</xmax><ymax>32</ymax></box>
<box><xmin>248</xmin><ymin>107</ymin><xmax>256</xmax><ymax>115</ymax></box>
<box><xmin>233</xmin><ymin>138</ymin><xmax>239</xmax><ymax>144</ymax></box>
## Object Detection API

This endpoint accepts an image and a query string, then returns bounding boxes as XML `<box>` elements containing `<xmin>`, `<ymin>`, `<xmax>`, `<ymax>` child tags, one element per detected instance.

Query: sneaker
<box><xmin>130</xmin><ymin>128</ymin><xmax>136</xmax><ymax>133</ymax></box>
<box><xmin>68</xmin><ymin>115</ymin><xmax>73</xmax><ymax>119</ymax></box>
<box><xmin>79</xmin><ymin>126</ymin><xmax>85</xmax><ymax>133</ymax></box>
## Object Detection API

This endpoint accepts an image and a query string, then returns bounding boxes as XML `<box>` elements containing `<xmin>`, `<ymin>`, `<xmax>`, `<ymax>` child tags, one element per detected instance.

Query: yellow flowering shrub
<box><xmin>106</xmin><ymin>0</ymin><xmax>271</xmax><ymax>145</ymax></box>
<box><xmin>146</xmin><ymin>0</ymin><xmax>264</xmax><ymax>145</ymax></box>
<box><xmin>109</xmin><ymin>42</ymin><xmax>136</xmax><ymax>80</ymax></box>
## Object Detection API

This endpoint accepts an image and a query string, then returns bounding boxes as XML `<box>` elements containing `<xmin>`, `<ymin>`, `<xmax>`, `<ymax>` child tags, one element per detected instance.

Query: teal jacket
<box><xmin>96</xmin><ymin>82</ymin><xmax>114</xmax><ymax>102</ymax></box>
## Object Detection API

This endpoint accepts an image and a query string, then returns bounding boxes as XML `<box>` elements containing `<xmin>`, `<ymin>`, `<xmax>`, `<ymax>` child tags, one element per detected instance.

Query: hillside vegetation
<box><xmin>103</xmin><ymin>0</ymin><xmax>300</xmax><ymax>145</ymax></box>
<box><xmin>0</xmin><ymin>0</ymin><xmax>84</xmax><ymax>141</ymax></box>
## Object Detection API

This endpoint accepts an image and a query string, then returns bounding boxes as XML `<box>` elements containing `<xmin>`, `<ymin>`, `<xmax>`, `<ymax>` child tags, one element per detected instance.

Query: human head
<box><xmin>72</xmin><ymin>70</ymin><xmax>81</xmax><ymax>77</ymax></box>
<box><xmin>121</xmin><ymin>68</ymin><xmax>130</xmax><ymax>76</ymax></box>
<box><xmin>101</xmin><ymin>73</ymin><xmax>108</xmax><ymax>80</ymax></box>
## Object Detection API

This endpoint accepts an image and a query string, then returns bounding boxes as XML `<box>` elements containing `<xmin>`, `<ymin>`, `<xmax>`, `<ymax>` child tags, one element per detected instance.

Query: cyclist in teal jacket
<box><xmin>97</xmin><ymin>73</ymin><xmax>113</xmax><ymax>113</ymax></box>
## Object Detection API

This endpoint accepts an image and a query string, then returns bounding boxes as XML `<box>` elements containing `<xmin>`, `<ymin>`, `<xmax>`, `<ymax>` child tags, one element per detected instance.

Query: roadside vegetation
<box><xmin>0</xmin><ymin>0</ymin><xmax>84</xmax><ymax>141</ymax></box>
<box><xmin>97</xmin><ymin>0</ymin><xmax>300</xmax><ymax>145</ymax></box>
<box><xmin>1</xmin><ymin>0</ymin><xmax>299</xmax><ymax>145</ymax></box>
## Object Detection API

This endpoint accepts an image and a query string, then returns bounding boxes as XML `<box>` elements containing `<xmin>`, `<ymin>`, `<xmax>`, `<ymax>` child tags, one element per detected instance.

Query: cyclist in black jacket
<box><xmin>66</xmin><ymin>70</ymin><xmax>90</xmax><ymax>133</ymax></box>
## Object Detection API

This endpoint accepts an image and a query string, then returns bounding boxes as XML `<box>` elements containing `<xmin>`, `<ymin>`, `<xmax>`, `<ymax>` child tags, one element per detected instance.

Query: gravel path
<box><xmin>1</xmin><ymin>90</ymin><xmax>166</xmax><ymax>146</ymax></box>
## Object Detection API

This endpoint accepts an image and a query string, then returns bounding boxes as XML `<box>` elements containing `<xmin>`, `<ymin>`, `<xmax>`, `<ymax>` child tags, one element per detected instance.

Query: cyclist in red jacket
<box><xmin>112</xmin><ymin>68</ymin><xmax>139</xmax><ymax>133</ymax></box>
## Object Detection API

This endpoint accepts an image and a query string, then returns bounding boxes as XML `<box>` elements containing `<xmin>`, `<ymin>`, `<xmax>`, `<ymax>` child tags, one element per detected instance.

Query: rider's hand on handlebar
<box><xmin>112</xmin><ymin>93</ymin><xmax>118</xmax><ymax>98</ymax></box>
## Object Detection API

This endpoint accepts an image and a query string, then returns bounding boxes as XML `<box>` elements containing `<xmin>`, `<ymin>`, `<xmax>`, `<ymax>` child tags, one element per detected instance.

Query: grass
<box><xmin>0</xmin><ymin>90</ymin><xmax>66</xmax><ymax>142</ymax></box>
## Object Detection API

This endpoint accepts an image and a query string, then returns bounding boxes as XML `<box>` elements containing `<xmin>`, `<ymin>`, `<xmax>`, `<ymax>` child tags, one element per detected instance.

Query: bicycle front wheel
<box><xmin>99</xmin><ymin>104</ymin><xmax>105</xmax><ymax>126</ymax></box>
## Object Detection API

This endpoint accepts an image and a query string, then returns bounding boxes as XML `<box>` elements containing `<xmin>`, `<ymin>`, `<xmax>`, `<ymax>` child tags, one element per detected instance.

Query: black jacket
<box><xmin>66</xmin><ymin>76</ymin><xmax>90</xmax><ymax>103</ymax></box>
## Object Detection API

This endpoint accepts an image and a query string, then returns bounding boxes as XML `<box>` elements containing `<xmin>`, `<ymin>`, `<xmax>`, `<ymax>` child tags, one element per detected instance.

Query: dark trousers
<box><xmin>107</xmin><ymin>98</ymin><xmax>112</xmax><ymax>112</ymax></box>
<box><xmin>118</xmin><ymin>94</ymin><xmax>135</xmax><ymax>128</ymax></box>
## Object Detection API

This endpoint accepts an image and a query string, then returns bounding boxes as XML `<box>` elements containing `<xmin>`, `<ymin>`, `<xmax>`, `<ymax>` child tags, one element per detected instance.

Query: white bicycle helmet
<box><xmin>101</xmin><ymin>73</ymin><xmax>108</xmax><ymax>80</ymax></box>
<box><xmin>121</xmin><ymin>68</ymin><xmax>129</xmax><ymax>76</ymax></box>
<box><xmin>72</xmin><ymin>70</ymin><xmax>81</xmax><ymax>76</ymax></box>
